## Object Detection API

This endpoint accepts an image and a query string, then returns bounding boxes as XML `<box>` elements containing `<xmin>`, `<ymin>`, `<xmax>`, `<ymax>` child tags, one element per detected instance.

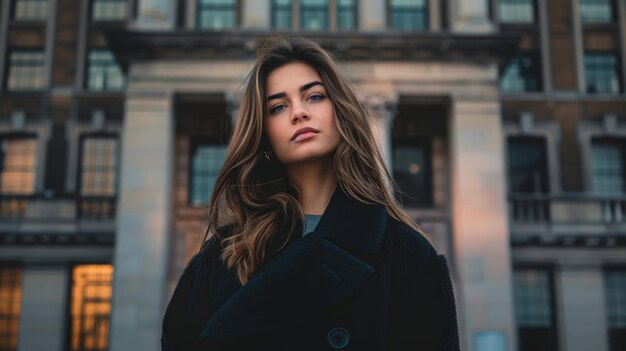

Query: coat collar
<box><xmin>198</xmin><ymin>184</ymin><xmax>388</xmax><ymax>342</ymax></box>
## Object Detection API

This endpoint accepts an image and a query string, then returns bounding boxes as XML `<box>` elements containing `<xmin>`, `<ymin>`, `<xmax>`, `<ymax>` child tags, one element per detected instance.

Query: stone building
<box><xmin>0</xmin><ymin>1</ymin><xmax>625</xmax><ymax>351</ymax></box>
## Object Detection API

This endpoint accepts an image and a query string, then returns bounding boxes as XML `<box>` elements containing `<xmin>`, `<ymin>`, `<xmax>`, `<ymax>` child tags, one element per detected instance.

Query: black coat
<box><xmin>161</xmin><ymin>185</ymin><xmax>461</xmax><ymax>350</ymax></box>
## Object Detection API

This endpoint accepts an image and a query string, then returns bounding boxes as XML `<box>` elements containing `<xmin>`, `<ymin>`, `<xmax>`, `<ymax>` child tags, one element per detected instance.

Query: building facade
<box><xmin>0</xmin><ymin>1</ymin><xmax>625</xmax><ymax>351</ymax></box>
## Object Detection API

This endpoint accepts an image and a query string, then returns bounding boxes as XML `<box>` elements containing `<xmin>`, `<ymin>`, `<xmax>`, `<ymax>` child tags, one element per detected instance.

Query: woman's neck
<box><xmin>287</xmin><ymin>156</ymin><xmax>337</xmax><ymax>215</ymax></box>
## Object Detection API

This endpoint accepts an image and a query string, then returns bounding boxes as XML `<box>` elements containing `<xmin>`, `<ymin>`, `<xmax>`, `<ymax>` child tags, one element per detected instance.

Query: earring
<box><xmin>263</xmin><ymin>151</ymin><xmax>272</xmax><ymax>160</ymax></box>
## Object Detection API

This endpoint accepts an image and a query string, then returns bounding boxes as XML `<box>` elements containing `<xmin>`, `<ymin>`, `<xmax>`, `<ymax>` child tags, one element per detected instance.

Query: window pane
<box><xmin>514</xmin><ymin>269</ymin><xmax>558</xmax><ymax>351</ymax></box>
<box><xmin>91</xmin><ymin>0</ymin><xmax>127</xmax><ymax>21</ymax></box>
<box><xmin>390</xmin><ymin>0</ymin><xmax>428</xmax><ymax>30</ymax></box>
<box><xmin>272</xmin><ymin>0</ymin><xmax>292</xmax><ymax>29</ymax></box>
<box><xmin>0</xmin><ymin>137</ymin><xmax>37</xmax><ymax>194</ymax></box>
<box><xmin>591</xmin><ymin>138</ymin><xmax>625</xmax><ymax>194</ymax></box>
<box><xmin>70</xmin><ymin>265</ymin><xmax>113</xmax><ymax>351</ymax></box>
<box><xmin>500</xmin><ymin>53</ymin><xmax>542</xmax><ymax>92</ymax></box>
<box><xmin>189</xmin><ymin>144</ymin><xmax>226</xmax><ymax>206</ymax></box>
<box><xmin>301</xmin><ymin>0</ymin><xmax>328</xmax><ymax>29</ymax></box>
<box><xmin>80</xmin><ymin>137</ymin><xmax>118</xmax><ymax>196</ymax></box>
<box><xmin>507</xmin><ymin>137</ymin><xmax>549</xmax><ymax>193</ymax></box>
<box><xmin>197</xmin><ymin>0</ymin><xmax>236</xmax><ymax>29</ymax></box>
<box><xmin>336</xmin><ymin>0</ymin><xmax>355</xmax><ymax>29</ymax></box>
<box><xmin>392</xmin><ymin>141</ymin><xmax>432</xmax><ymax>207</ymax></box>
<box><xmin>499</xmin><ymin>0</ymin><xmax>534</xmax><ymax>23</ymax></box>
<box><xmin>86</xmin><ymin>49</ymin><xmax>125</xmax><ymax>91</ymax></box>
<box><xmin>0</xmin><ymin>267</ymin><xmax>23</xmax><ymax>351</ymax></box>
<box><xmin>6</xmin><ymin>51</ymin><xmax>45</xmax><ymax>91</ymax></box>
<box><xmin>585</xmin><ymin>53</ymin><xmax>622</xmax><ymax>94</ymax></box>
<box><xmin>13</xmin><ymin>0</ymin><xmax>48</xmax><ymax>20</ymax></box>
<box><xmin>580</xmin><ymin>0</ymin><xmax>614</xmax><ymax>23</ymax></box>
<box><xmin>605</xmin><ymin>270</ymin><xmax>626</xmax><ymax>351</ymax></box>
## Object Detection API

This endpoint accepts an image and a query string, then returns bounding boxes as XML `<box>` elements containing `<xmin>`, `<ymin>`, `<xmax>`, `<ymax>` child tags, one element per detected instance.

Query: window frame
<box><xmin>0</xmin><ymin>132</ymin><xmax>39</xmax><ymax>195</ymax></box>
<box><xmin>187</xmin><ymin>135</ymin><xmax>227</xmax><ymax>207</ymax></box>
<box><xmin>89</xmin><ymin>0</ymin><xmax>129</xmax><ymax>22</ymax></box>
<box><xmin>4</xmin><ymin>48</ymin><xmax>46</xmax><ymax>92</ymax></box>
<box><xmin>84</xmin><ymin>48</ymin><xmax>126</xmax><ymax>92</ymax></box>
<box><xmin>500</xmin><ymin>50</ymin><xmax>543</xmax><ymax>93</ymax></box>
<box><xmin>387</xmin><ymin>0</ymin><xmax>429</xmax><ymax>31</ymax></box>
<box><xmin>584</xmin><ymin>51</ymin><xmax>623</xmax><ymax>95</ymax></box>
<box><xmin>580</xmin><ymin>0</ymin><xmax>616</xmax><ymax>24</ymax></box>
<box><xmin>11</xmin><ymin>0</ymin><xmax>49</xmax><ymax>21</ymax></box>
<box><xmin>195</xmin><ymin>0</ymin><xmax>239</xmax><ymax>30</ymax></box>
<box><xmin>76</xmin><ymin>133</ymin><xmax>120</xmax><ymax>197</ymax></box>
<box><xmin>391</xmin><ymin>136</ymin><xmax>434</xmax><ymax>208</ymax></box>
<box><xmin>497</xmin><ymin>0</ymin><xmax>537</xmax><ymax>24</ymax></box>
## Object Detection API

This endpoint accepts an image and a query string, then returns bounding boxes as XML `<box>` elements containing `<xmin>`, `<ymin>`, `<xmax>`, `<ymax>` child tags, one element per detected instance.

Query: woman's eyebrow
<box><xmin>266</xmin><ymin>81</ymin><xmax>324</xmax><ymax>102</ymax></box>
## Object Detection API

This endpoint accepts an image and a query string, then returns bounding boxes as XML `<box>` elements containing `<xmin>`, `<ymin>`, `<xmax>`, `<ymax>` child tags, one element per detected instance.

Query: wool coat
<box><xmin>161</xmin><ymin>185</ymin><xmax>461</xmax><ymax>350</ymax></box>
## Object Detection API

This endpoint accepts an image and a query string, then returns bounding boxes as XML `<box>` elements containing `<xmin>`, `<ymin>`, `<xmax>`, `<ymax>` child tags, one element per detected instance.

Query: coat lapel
<box><xmin>198</xmin><ymin>184</ymin><xmax>388</xmax><ymax>341</ymax></box>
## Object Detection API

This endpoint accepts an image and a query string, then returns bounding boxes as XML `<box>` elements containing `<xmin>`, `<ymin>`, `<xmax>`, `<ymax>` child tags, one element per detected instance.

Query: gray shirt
<box><xmin>303</xmin><ymin>214</ymin><xmax>322</xmax><ymax>236</ymax></box>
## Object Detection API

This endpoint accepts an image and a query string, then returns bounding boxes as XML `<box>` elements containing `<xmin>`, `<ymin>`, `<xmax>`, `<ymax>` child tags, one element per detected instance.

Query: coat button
<box><xmin>327</xmin><ymin>327</ymin><xmax>350</xmax><ymax>349</ymax></box>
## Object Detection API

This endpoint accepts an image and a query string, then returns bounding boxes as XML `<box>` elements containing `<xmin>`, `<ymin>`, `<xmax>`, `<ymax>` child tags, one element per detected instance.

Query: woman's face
<box><xmin>263</xmin><ymin>61</ymin><xmax>341</xmax><ymax>166</ymax></box>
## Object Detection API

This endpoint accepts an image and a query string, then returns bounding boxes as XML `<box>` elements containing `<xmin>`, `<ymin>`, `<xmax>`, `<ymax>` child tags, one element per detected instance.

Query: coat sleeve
<box><xmin>431</xmin><ymin>254</ymin><xmax>461</xmax><ymax>351</ymax></box>
<box><xmin>161</xmin><ymin>249</ymin><xmax>206</xmax><ymax>351</ymax></box>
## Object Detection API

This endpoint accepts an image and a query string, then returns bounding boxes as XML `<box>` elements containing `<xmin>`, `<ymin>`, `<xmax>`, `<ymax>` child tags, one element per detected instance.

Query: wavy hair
<box><xmin>200</xmin><ymin>36</ymin><xmax>426</xmax><ymax>285</ymax></box>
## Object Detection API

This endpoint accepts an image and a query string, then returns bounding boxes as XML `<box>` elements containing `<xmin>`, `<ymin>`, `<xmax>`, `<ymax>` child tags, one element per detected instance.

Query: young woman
<box><xmin>161</xmin><ymin>36</ymin><xmax>460</xmax><ymax>351</ymax></box>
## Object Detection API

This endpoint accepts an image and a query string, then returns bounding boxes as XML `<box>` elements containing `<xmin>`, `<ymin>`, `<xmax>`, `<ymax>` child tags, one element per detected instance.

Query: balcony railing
<box><xmin>509</xmin><ymin>192</ymin><xmax>626</xmax><ymax>225</ymax></box>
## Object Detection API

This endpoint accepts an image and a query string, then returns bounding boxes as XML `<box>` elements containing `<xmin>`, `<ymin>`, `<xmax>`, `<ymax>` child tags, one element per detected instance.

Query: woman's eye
<box><xmin>309</xmin><ymin>93</ymin><xmax>325</xmax><ymax>101</ymax></box>
<box><xmin>269</xmin><ymin>104</ymin><xmax>285</xmax><ymax>115</ymax></box>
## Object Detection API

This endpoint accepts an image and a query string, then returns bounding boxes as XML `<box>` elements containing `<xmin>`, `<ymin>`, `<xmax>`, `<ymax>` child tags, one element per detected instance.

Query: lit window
<box><xmin>13</xmin><ymin>0</ymin><xmax>48</xmax><ymax>20</ymax></box>
<box><xmin>70</xmin><ymin>265</ymin><xmax>114</xmax><ymax>351</ymax></box>
<box><xmin>86</xmin><ymin>49</ymin><xmax>125</xmax><ymax>91</ymax></box>
<box><xmin>0</xmin><ymin>266</ymin><xmax>23</xmax><ymax>351</ymax></box>
<box><xmin>91</xmin><ymin>0</ymin><xmax>127</xmax><ymax>21</ymax></box>
<box><xmin>585</xmin><ymin>52</ymin><xmax>622</xmax><ymax>94</ymax></box>
<box><xmin>390</xmin><ymin>0</ymin><xmax>428</xmax><ymax>30</ymax></box>
<box><xmin>498</xmin><ymin>0</ymin><xmax>535</xmax><ymax>23</ymax></box>
<box><xmin>392</xmin><ymin>139</ymin><xmax>433</xmax><ymax>207</ymax></box>
<box><xmin>80</xmin><ymin>137</ymin><xmax>118</xmax><ymax>196</ymax></box>
<box><xmin>0</xmin><ymin>136</ymin><xmax>37</xmax><ymax>195</ymax></box>
<box><xmin>6</xmin><ymin>50</ymin><xmax>45</xmax><ymax>91</ymax></box>
<box><xmin>189</xmin><ymin>143</ymin><xmax>226</xmax><ymax>206</ymax></box>
<box><xmin>197</xmin><ymin>0</ymin><xmax>237</xmax><ymax>29</ymax></box>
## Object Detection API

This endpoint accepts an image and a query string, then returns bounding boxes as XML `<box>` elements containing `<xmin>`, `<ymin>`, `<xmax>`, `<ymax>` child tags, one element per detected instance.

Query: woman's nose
<box><xmin>291</xmin><ymin>102</ymin><xmax>310</xmax><ymax>123</ymax></box>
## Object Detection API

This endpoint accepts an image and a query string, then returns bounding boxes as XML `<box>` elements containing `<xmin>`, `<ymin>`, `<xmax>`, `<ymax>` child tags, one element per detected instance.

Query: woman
<box><xmin>161</xmin><ymin>36</ymin><xmax>460</xmax><ymax>351</ymax></box>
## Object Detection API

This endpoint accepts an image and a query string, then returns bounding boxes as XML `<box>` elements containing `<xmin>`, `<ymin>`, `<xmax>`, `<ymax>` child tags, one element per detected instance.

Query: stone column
<box><xmin>242</xmin><ymin>0</ymin><xmax>270</xmax><ymax>29</ymax></box>
<box><xmin>17</xmin><ymin>266</ymin><xmax>68</xmax><ymax>351</ymax></box>
<box><xmin>448</xmin><ymin>95</ymin><xmax>516</xmax><ymax>351</ymax></box>
<box><xmin>133</xmin><ymin>0</ymin><xmax>176</xmax><ymax>29</ymax></box>
<box><xmin>365</xmin><ymin>91</ymin><xmax>398</xmax><ymax>174</ymax></box>
<box><xmin>109</xmin><ymin>91</ymin><xmax>174</xmax><ymax>351</ymax></box>
<box><xmin>448</xmin><ymin>0</ymin><xmax>495</xmax><ymax>33</ymax></box>
<box><xmin>556</xmin><ymin>266</ymin><xmax>609</xmax><ymax>351</ymax></box>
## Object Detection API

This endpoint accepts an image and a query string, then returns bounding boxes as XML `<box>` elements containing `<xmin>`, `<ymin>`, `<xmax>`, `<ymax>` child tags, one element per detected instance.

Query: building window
<box><xmin>392</xmin><ymin>138</ymin><xmax>433</xmax><ymax>207</ymax></box>
<box><xmin>91</xmin><ymin>0</ymin><xmax>127</xmax><ymax>21</ymax></box>
<box><xmin>513</xmin><ymin>269</ymin><xmax>559</xmax><ymax>351</ymax></box>
<box><xmin>0</xmin><ymin>267</ymin><xmax>23</xmax><ymax>351</ymax></box>
<box><xmin>79</xmin><ymin>136</ymin><xmax>118</xmax><ymax>196</ymax></box>
<box><xmin>389</xmin><ymin>0</ymin><xmax>428</xmax><ymax>30</ymax></box>
<box><xmin>86</xmin><ymin>49</ymin><xmax>125</xmax><ymax>91</ymax></box>
<box><xmin>189</xmin><ymin>143</ymin><xmax>226</xmax><ymax>206</ymax></box>
<box><xmin>300</xmin><ymin>0</ymin><xmax>328</xmax><ymax>29</ymax></box>
<box><xmin>336</xmin><ymin>0</ymin><xmax>356</xmax><ymax>29</ymax></box>
<box><xmin>500</xmin><ymin>52</ymin><xmax>542</xmax><ymax>92</ymax></box>
<box><xmin>498</xmin><ymin>0</ymin><xmax>535</xmax><ymax>23</ymax></box>
<box><xmin>585</xmin><ymin>52</ymin><xmax>622</xmax><ymax>94</ymax></box>
<box><xmin>605</xmin><ymin>269</ymin><xmax>626</xmax><ymax>351</ymax></box>
<box><xmin>591</xmin><ymin>137</ymin><xmax>626</xmax><ymax>194</ymax></box>
<box><xmin>0</xmin><ymin>136</ymin><xmax>37</xmax><ymax>195</ymax></box>
<box><xmin>272</xmin><ymin>0</ymin><xmax>292</xmax><ymax>29</ymax></box>
<box><xmin>507</xmin><ymin>136</ymin><xmax>549</xmax><ymax>193</ymax></box>
<box><xmin>12</xmin><ymin>0</ymin><xmax>48</xmax><ymax>20</ymax></box>
<box><xmin>6</xmin><ymin>50</ymin><xmax>45</xmax><ymax>91</ymax></box>
<box><xmin>196</xmin><ymin>0</ymin><xmax>237</xmax><ymax>29</ymax></box>
<box><xmin>69</xmin><ymin>265</ymin><xmax>113</xmax><ymax>351</ymax></box>
<box><xmin>580</xmin><ymin>0</ymin><xmax>614</xmax><ymax>23</ymax></box>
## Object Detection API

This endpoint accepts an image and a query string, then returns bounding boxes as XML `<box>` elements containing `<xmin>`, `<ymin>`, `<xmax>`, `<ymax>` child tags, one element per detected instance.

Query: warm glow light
<box><xmin>409</xmin><ymin>163</ymin><xmax>420</xmax><ymax>174</ymax></box>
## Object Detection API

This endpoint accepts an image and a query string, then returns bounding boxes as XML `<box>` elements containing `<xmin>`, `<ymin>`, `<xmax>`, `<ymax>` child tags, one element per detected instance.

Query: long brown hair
<box><xmin>201</xmin><ymin>36</ymin><xmax>426</xmax><ymax>285</ymax></box>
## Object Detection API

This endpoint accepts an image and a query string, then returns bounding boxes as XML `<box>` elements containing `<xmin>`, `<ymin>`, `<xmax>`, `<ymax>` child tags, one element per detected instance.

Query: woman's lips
<box><xmin>292</xmin><ymin>131</ymin><xmax>318</xmax><ymax>142</ymax></box>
